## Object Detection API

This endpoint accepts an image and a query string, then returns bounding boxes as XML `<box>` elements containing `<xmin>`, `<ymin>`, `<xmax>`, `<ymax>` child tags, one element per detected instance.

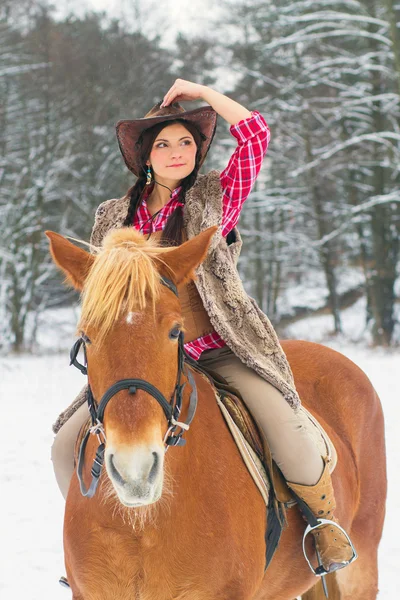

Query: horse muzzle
<box><xmin>105</xmin><ymin>446</ymin><xmax>164</xmax><ymax>506</ymax></box>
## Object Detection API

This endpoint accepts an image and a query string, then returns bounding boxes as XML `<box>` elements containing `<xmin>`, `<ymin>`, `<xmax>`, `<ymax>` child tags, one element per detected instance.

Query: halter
<box><xmin>69</xmin><ymin>275</ymin><xmax>198</xmax><ymax>498</ymax></box>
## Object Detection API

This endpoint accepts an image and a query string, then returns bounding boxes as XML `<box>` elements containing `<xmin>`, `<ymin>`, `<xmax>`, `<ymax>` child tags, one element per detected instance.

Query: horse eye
<box><xmin>169</xmin><ymin>327</ymin><xmax>181</xmax><ymax>340</ymax></box>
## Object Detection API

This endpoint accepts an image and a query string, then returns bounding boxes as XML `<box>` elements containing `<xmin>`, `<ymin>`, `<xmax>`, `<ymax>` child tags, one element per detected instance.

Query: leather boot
<box><xmin>286</xmin><ymin>458</ymin><xmax>357</xmax><ymax>574</ymax></box>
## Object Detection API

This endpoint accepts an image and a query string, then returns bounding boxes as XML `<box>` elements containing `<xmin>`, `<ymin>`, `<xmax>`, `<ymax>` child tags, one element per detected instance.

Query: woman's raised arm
<box><xmin>161</xmin><ymin>79</ymin><xmax>252</xmax><ymax>126</ymax></box>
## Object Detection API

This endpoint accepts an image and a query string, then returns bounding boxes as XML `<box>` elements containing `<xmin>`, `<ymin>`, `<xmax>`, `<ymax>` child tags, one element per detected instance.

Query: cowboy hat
<box><xmin>115</xmin><ymin>100</ymin><xmax>217</xmax><ymax>177</ymax></box>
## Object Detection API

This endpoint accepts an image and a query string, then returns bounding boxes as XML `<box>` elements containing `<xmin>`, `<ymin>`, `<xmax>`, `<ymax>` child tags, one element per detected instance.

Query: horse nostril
<box><xmin>148</xmin><ymin>452</ymin><xmax>159</xmax><ymax>484</ymax></box>
<box><xmin>109</xmin><ymin>454</ymin><xmax>126</xmax><ymax>486</ymax></box>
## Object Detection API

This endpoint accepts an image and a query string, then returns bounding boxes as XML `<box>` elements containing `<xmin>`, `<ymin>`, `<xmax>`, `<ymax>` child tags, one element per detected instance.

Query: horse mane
<box><xmin>78</xmin><ymin>227</ymin><xmax>176</xmax><ymax>342</ymax></box>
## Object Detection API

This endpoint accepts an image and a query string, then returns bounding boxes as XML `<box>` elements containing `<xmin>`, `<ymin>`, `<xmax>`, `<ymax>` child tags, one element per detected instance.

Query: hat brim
<box><xmin>115</xmin><ymin>105</ymin><xmax>217</xmax><ymax>177</ymax></box>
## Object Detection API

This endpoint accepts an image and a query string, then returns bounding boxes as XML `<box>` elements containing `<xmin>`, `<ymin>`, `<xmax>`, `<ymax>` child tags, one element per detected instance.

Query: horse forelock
<box><xmin>78</xmin><ymin>227</ymin><xmax>176</xmax><ymax>341</ymax></box>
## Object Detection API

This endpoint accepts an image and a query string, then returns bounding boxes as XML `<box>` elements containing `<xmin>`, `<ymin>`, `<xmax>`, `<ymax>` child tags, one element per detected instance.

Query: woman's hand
<box><xmin>161</xmin><ymin>79</ymin><xmax>205</xmax><ymax>107</ymax></box>
<box><xmin>161</xmin><ymin>79</ymin><xmax>253</xmax><ymax>126</ymax></box>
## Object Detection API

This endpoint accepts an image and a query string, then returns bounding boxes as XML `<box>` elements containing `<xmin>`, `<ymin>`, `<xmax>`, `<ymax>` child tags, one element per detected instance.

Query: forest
<box><xmin>1</xmin><ymin>0</ymin><xmax>399</xmax><ymax>351</ymax></box>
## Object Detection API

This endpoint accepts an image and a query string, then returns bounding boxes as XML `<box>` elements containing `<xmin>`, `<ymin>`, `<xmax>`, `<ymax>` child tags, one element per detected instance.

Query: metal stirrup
<box><xmin>302</xmin><ymin>518</ymin><xmax>358</xmax><ymax>576</ymax></box>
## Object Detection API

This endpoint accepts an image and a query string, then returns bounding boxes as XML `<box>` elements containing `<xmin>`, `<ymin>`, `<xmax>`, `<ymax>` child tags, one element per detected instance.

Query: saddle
<box><xmin>187</xmin><ymin>362</ymin><xmax>292</xmax><ymax>502</ymax></box>
<box><xmin>184</xmin><ymin>359</ymin><xmax>337</xmax><ymax>570</ymax></box>
<box><xmin>188</xmin><ymin>361</ymin><xmax>336</xmax><ymax>498</ymax></box>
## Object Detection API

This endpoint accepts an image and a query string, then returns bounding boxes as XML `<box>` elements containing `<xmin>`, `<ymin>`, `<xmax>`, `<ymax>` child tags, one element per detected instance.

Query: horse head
<box><xmin>46</xmin><ymin>225</ymin><xmax>217</xmax><ymax>509</ymax></box>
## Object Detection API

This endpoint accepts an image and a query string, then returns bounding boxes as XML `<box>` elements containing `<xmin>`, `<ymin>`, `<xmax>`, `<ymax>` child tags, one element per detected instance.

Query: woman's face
<box><xmin>147</xmin><ymin>123</ymin><xmax>197</xmax><ymax>183</ymax></box>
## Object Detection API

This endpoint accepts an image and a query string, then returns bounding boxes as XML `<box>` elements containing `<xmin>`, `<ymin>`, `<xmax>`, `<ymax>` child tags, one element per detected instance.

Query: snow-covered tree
<box><xmin>214</xmin><ymin>0</ymin><xmax>399</xmax><ymax>344</ymax></box>
<box><xmin>0</xmin><ymin>2</ymin><xmax>177</xmax><ymax>351</ymax></box>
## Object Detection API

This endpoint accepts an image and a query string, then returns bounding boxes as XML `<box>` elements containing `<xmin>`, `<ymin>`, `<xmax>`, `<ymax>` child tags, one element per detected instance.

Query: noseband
<box><xmin>69</xmin><ymin>275</ymin><xmax>198</xmax><ymax>498</ymax></box>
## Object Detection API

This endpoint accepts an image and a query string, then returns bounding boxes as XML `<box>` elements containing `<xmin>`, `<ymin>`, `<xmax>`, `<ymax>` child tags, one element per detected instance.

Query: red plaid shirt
<box><xmin>132</xmin><ymin>110</ymin><xmax>270</xmax><ymax>360</ymax></box>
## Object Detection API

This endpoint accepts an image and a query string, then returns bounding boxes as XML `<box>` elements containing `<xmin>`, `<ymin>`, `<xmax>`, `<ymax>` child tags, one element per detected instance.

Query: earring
<box><xmin>146</xmin><ymin>165</ymin><xmax>153</xmax><ymax>186</ymax></box>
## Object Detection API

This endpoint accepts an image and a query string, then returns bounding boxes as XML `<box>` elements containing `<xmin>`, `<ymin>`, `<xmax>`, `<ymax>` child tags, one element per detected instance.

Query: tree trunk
<box><xmin>303</xmin><ymin>124</ymin><xmax>343</xmax><ymax>335</ymax></box>
<box><xmin>366</xmin><ymin>15</ymin><xmax>397</xmax><ymax>345</ymax></box>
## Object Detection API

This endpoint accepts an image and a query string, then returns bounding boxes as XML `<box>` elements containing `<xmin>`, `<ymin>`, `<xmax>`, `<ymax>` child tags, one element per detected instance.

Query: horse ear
<box><xmin>45</xmin><ymin>231</ymin><xmax>95</xmax><ymax>291</ymax></box>
<box><xmin>161</xmin><ymin>226</ymin><xmax>219</xmax><ymax>285</ymax></box>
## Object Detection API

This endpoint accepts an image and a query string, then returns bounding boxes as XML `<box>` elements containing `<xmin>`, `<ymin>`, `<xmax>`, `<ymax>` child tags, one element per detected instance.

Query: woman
<box><xmin>52</xmin><ymin>79</ymin><xmax>355</xmax><ymax>575</ymax></box>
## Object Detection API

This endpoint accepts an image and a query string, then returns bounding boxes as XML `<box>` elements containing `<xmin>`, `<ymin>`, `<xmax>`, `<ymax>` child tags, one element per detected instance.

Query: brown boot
<box><xmin>286</xmin><ymin>459</ymin><xmax>357</xmax><ymax>574</ymax></box>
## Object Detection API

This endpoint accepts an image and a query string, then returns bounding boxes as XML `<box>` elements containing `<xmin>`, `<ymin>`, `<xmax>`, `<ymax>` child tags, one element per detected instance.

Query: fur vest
<box><xmin>90</xmin><ymin>169</ymin><xmax>301</xmax><ymax>410</ymax></box>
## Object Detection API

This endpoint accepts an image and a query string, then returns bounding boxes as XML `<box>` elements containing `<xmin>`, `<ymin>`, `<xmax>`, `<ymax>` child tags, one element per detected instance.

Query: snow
<box><xmin>1</xmin><ymin>353</ymin><xmax>83</xmax><ymax>599</ymax></box>
<box><xmin>277</xmin><ymin>267</ymin><xmax>367</xmax><ymax>315</ymax></box>
<box><xmin>1</xmin><ymin>301</ymin><xmax>398</xmax><ymax>598</ymax></box>
<box><xmin>284</xmin><ymin>294</ymin><xmax>400</xmax><ymax>347</ymax></box>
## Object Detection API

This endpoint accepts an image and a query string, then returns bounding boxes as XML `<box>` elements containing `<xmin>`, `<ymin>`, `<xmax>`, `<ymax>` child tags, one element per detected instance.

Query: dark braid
<box><xmin>122</xmin><ymin>118</ymin><xmax>207</xmax><ymax>246</ymax></box>
<box><xmin>122</xmin><ymin>173</ymin><xmax>147</xmax><ymax>228</ymax></box>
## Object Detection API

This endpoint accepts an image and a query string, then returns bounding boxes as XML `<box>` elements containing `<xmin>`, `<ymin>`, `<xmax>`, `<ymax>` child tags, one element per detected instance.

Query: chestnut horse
<box><xmin>47</xmin><ymin>226</ymin><xmax>386</xmax><ymax>600</ymax></box>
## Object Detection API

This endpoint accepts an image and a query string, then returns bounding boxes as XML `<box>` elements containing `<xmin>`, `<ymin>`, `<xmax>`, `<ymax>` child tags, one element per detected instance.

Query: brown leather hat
<box><xmin>115</xmin><ymin>100</ymin><xmax>217</xmax><ymax>177</ymax></box>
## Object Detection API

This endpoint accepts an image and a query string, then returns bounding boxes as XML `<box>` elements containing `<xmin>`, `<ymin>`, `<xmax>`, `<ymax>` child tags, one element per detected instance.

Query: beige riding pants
<box><xmin>51</xmin><ymin>345</ymin><xmax>324</xmax><ymax>499</ymax></box>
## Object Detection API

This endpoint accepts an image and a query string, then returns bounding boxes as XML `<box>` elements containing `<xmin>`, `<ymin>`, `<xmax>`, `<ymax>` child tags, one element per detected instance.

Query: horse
<box><xmin>46</xmin><ymin>225</ymin><xmax>386</xmax><ymax>600</ymax></box>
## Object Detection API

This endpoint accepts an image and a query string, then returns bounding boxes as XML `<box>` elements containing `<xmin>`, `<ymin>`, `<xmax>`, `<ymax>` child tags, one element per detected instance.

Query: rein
<box><xmin>70</xmin><ymin>275</ymin><xmax>198</xmax><ymax>498</ymax></box>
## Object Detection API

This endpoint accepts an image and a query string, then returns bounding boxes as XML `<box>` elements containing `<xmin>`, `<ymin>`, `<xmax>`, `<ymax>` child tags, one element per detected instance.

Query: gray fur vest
<box><xmin>91</xmin><ymin>169</ymin><xmax>301</xmax><ymax>409</ymax></box>
<box><xmin>52</xmin><ymin>169</ymin><xmax>300</xmax><ymax>434</ymax></box>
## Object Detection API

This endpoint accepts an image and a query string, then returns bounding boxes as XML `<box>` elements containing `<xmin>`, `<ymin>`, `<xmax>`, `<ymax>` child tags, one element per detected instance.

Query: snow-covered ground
<box><xmin>1</xmin><ymin>300</ymin><xmax>397</xmax><ymax>598</ymax></box>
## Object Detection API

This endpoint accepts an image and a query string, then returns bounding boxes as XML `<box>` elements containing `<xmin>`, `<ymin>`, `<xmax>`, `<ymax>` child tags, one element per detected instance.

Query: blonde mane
<box><xmin>77</xmin><ymin>228</ymin><xmax>176</xmax><ymax>342</ymax></box>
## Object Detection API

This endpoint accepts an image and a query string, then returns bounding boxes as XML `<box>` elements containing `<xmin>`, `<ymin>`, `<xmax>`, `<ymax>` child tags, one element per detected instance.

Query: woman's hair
<box><xmin>122</xmin><ymin>118</ymin><xmax>208</xmax><ymax>246</ymax></box>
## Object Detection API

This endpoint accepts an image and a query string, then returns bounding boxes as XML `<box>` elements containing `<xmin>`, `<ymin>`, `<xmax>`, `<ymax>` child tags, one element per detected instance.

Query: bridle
<box><xmin>69</xmin><ymin>275</ymin><xmax>199</xmax><ymax>498</ymax></box>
